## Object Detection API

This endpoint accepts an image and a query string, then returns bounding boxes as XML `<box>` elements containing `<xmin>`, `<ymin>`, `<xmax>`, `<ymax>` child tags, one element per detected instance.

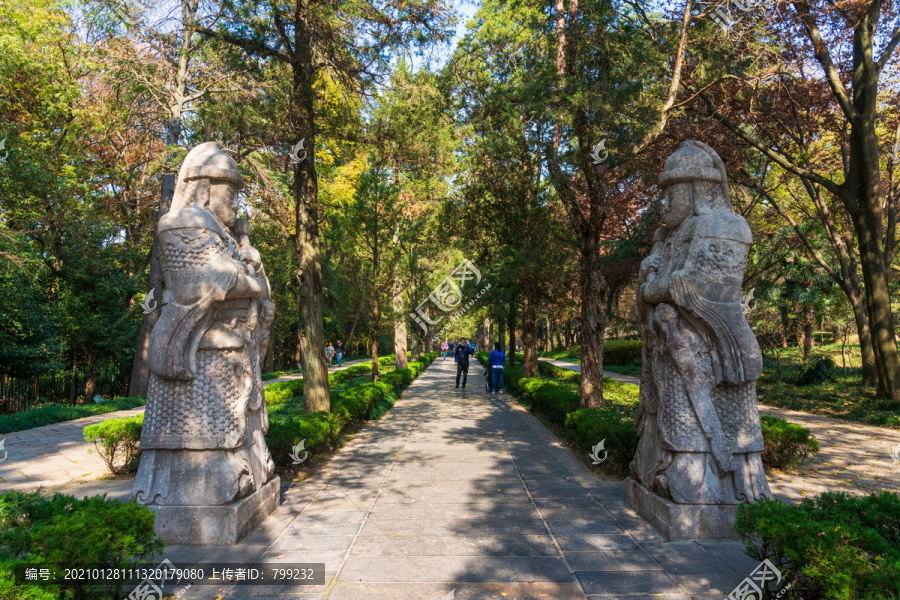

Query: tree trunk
<box><xmin>578</xmin><ymin>242</ymin><xmax>606</xmax><ymax>408</ymax></box>
<box><xmin>803</xmin><ymin>305</ymin><xmax>814</xmax><ymax>358</ymax></box>
<box><xmin>372</xmin><ymin>299</ymin><xmax>381</xmax><ymax>380</ymax></box>
<box><xmin>543</xmin><ymin>316</ymin><xmax>553</xmax><ymax>352</ymax></box>
<box><xmin>345</xmin><ymin>303</ymin><xmax>361</xmax><ymax>358</ymax></box>
<box><xmin>127</xmin><ymin>2</ymin><xmax>198</xmax><ymax>397</ymax></box>
<box><xmin>508</xmin><ymin>297</ymin><xmax>517</xmax><ymax>368</ymax></box>
<box><xmin>849</xmin><ymin>293</ymin><xmax>878</xmax><ymax>385</ymax></box>
<box><xmin>69</xmin><ymin>349</ymin><xmax>77</xmax><ymax>405</ymax></box>
<box><xmin>393</xmin><ymin>279</ymin><xmax>408</xmax><ymax>369</ymax></box>
<box><xmin>84</xmin><ymin>373</ymin><xmax>98</xmax><ymax>404</ymax></box>
<box><xmin>523</xmin><ymin>291</ymin><xmax>539</xmax><ymax>377</ymax></box>
<box><xmin>265</xmin><ymin>316</ymin><xmax>275</xmax><ymax>373</ymax></box>
<box><xmin>294</xmin><ymin>26</ymin><xmax>330</xmax><ymax>412</ymax></box>
<box><xmin>498</xmin><ymin>318</ymin><xmax>506</xmax><ymax>354</ymax></box>
<box><xmin>129</xmin><ymin>167</ymin><xmax>177</xmax><ymax>397</ymax></box>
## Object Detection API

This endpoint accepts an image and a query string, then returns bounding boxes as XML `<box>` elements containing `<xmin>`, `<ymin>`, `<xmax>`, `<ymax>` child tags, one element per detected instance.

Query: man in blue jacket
<box><xmin>454</xmin><ymin>338</ymin><xmax>474</xmax><ymax>389</ymax></box>
<box><xmin>488</xmin><ymin>342</ymin><xmax>506</xmax><ymax>393</ymax></box>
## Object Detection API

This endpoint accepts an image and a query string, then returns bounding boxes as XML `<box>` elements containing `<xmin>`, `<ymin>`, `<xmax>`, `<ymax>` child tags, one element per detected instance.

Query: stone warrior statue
<box><xmin>627</xmin><ymin>141</ymin><xmax>771</xmax><ymax>539</ymax></box>
<box><xmin>133</xmin><ymin>142</ymin><xmax>278</xmax><ymax>544</ymax></box>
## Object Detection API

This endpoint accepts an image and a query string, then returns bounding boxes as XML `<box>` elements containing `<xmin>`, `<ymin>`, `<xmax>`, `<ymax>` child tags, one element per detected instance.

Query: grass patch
<box><xmin>757</xmin><ymin>369</ymin><xmax>900</xmax><ymax>428</ymax></box>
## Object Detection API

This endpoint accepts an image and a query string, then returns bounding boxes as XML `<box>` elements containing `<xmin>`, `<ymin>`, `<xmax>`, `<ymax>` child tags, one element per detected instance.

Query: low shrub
<box><xmin>795</xmin><ymin>355</ymin><xmax>838</xmax><ymax>385</ymax></box>
<box><xmin>0</xmin><ymin>397</ymin><xmax>146</xmax><ymax>435</ymax></box>
<box><xmin>261</xmin><ymin>368</ymin><xmax>301</xmax><ymax>381</ymax></box>
<box><xmin>0</xmin><ymin>489</ymin><xmax>163</xmax><ymax>600</ymax></box>
<box><xmin>83</xmin><ymin>414</ymin><xmax>143</xmax><ymax>475</ymax></box>
<box><xmin>735</xmin><ymin>492</ymin><xmax>900</xmax><ymax>599</ymax></box>
<box><xmin>517</xmin><ymin>378</ymin><xmax>580</xmax><ymax>422</ymax></box>
<box><xmin>760</xmin><ymin>415</ymin><xmax>820</xmax><ymax>470</ymax></box>
<box><xmin>346</xmin><ymin>363</ymin><xmax>373</xmax><ymax>375</ymax></box>
<box><xmin>603</xmin><ymin>339</ymin><xmax>642</xmax><ymax>365</ymax></box>
<box><xmin>264</xmin><ymin>378</ymin><xmax>305</xmax><ymax>406</ymax></box>
<box><xmin>553</xmin><ymin>340</ymin><xmax>641</xmax><ymax>364</ymax></box>
<box><xmin>266</xmin><ymin>411</ymin><xmax>342</xmax><ymax>467</ymax></box>
<box><xmin>537</xmin><ymin>360</ymin><xmax>580</xmax><ymax>383</ymax></box>
<box><xmin>565</xmin><ymin>408</ymin><xmax>639</xmax><ymax>476</ymax></box>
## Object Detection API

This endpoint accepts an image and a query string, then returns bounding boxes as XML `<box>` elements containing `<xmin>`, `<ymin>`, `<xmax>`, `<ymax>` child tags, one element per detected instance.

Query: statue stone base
<box><xmin>145</xmin><ymin>476</ymin><xmax>280</xmax><ymax>546</ymax></box>
<box><xmin>625</xmin><ymin>477</ymin><xmax>739</xmax><ymax>541</ymax></box>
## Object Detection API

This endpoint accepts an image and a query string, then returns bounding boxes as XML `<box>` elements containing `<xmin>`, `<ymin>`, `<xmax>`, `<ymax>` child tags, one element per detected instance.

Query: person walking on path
<box><xmin>448</xmin><ymin>339</ymin><xmax>456</xmax><ymax>360</ymax></box>
<box><xmin>455</xmin><ymin>338</ymin><xmax>474</xmax><ymax>389</ymax></box>
<box><xmin>325</xmin><ymin>342</ymin><xmax>335</xmax><ymax>366</ymax></box>
<box><xmin>488</xmin><ymin>342</ymin><xmax>506</xmax><ymax>393</ymax></box>
<box><xmin>441</xmin><ymin>340</ymin><xmax>449</xmax><ymax>360</ymax></box>
<box><xmin>335</xmin><ymin>340</ymin><xmax>345</xmax><ymax>366</ymax></box>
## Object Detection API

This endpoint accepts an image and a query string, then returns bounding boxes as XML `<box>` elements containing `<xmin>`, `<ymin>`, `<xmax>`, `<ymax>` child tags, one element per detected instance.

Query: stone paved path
<box><xmin>167</xmin><ymin>359</ymin><xmax>760</xmax><ymax>600</ymax></box>
<box><xmin>540</xmin><ymin>358</ymin><xmax>900</xmax><ymax>502</ymax></box>
<box><xmin>0</xmin><ymin>358</ymin><xmax>370</xmax><ymax>495</ymax></box>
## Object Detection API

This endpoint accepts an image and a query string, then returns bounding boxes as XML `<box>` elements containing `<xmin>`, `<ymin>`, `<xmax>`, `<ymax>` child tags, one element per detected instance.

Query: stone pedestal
<box><xmin>625</xmin><ymin>477</ymin><xmax>738</xmax><ymax>541</ymax></box>
<box><xmin>145</xmin><ymin>476</ymin><xmax>281</xmax><ymax>545</ymax></box>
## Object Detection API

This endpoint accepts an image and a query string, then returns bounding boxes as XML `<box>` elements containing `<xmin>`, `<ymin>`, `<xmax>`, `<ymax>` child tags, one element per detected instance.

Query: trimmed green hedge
<box><xmin>0</xmin><ymin>397</ymin><xmax>146</xmax><ymax>435</ymax></box>
<box><xmin>264</xmin><ymin>354</ymin><xmax>402</xmax><ymax>406</ymax></box>
<box><xmin>565</xmin><ymin>408</ymin><xmax>639</xmax><ymax>475</ymax></box>
<box><xmin>537</xmin><ymin>360</ymin><xmax>581</xmax><ymax>383</ymax></box>
<box><xmin>0</xmin><ymin>490</ymin><xmax>163</xmax><ymax>600</ymax></box>
<box><xmin>735</xmin><ymin>492</ymin><xmax>900</xmax><ymax>599</ymax></box>
<box><xmin>760</xmin><ymin>415</ymin><xmax>820</xmax><ymax>470</ymax></box>
<box><xmin>83</xmin><ymin>414</ymin><xmax>143</xmax><ymax>475</ymax></box>
<box><xmin>265</xmin><ymin>352</ymin><xmax>436</xmax><ymax>467</ymax></box>
<box><xmin>261</xmin><ymin>368</ymin><xmax>301</xmax><ymax>381</ymax></box>
<box><xmin>602</xmin><ymin>339</ymin><xmax>642</xmax><ymax>365</ymax></box>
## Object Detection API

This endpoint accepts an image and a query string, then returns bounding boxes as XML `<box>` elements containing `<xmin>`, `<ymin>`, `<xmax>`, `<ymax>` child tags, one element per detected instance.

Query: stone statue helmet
<box><xmin>171</xmin><ymin>142</ymin><xmax>245</xmax><ymax>228</ymax></box>
<box><xmin>658</xmin><ymin>140</ymin><xmax>732</xmax><ymax>228</ymax></box>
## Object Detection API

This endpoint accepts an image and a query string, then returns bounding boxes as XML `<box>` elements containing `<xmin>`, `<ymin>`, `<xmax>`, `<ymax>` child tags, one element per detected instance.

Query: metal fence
<box><xmin>0</xmin><ymin>366</ymin><xmax>132</xmax><ymax>414</ymax></box>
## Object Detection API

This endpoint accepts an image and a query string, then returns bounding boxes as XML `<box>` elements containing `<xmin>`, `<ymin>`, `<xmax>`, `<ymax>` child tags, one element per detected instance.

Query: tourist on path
<box><xmin>488</xmin><ymin>342</ymin><xmax>506</xmax><ymax>393</ymax></box>
<box><xmin>441</xmin><ymin>339</ymin><xmax>449</xmax><ymax>360</ymax></box>
<box><xmin>335</xmin><ymin>340</ymin><xmax>345</xmax><ymax>365</ymax></box>
<box><xmin>325</xmin><ymin>342</ymin><xmax>335</xmax><ymax>366</ymax></box>
<box><xmin>455</xmin><ymin>338</ymin><xmax>474</xmax><ymax>389</ymax></box>
<box><xmin>449</xmin><ymin>339</ymin><xmax>456</xmax><ymax>361</ymax></box>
